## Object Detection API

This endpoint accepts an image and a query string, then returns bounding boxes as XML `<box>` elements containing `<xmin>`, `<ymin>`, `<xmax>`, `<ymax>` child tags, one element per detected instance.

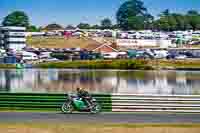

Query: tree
<box><xmin>196</xmin><ymin>24</ymin><xmax>200</xmax><ymax>30</ymax></box>
<box><xmin>185</xmin><ymin>23</ymin><xmax>193</xmax><ymax>30</ymax></box>
<box><xmin>77</xmin><ymin>23</ymin><xmax>91</xmax><ymax>29</ymax></box>
<box><xmin>116</xmin><ymin>0</ymin><xmax>152</xmax><ymax>30</ymax></box>
<box><xmin>171</xmin><ymin>13</ymin><xmax>185</xmax><ymax>30</ymax></box>
<box><xmin>44</xmin><ymin>23</ymin><xmax>64</xmax><ymax>31</ymax></box>
<box><xmin>27</xmin><ymin>25</ymin><xmax>40</xmax><ymax>32</ymax></box>
<box><xmin>187</xmin><ymin>10</ymin><xmax>199</xmax><ymax>16</ymax></box>
<box><xmin>91</xmin><ymin>24</ymin><xmax>100</xmax><ymax>29</ymax></box>
<box><xmin>2</xmin><ymin>11</ymin><xmax>29</xmax><ymax>27</ymax></box>
<box><xmin>155</xmin><ymin>9</ymin><xmax>178</xmax><ymax>31</ymax></box>
<box><xmin>158</xmin><ymin>18</ymin><xmax>170</xmax><ymax>31</ymax></box>
<box><xmin>160</xmin><ymin>9</ymin><xmax>170</xmax><ymax>17</ymax></box>
<box><xmin>168</xmin><ymin>16</ymin><xmax>178</xmax><ymax>31</ymax></box>
<box><xmin>143</xmin><ymin>14</ymin><xmax>154</xmax><ymax>30</ymax></box>
<box><xmin>186</xmin><ymin>10</ymin><xmax>200</xmax><ymax>30</ymax></box>
<box><xmin>112</xmin><ymin>24</ymin><xmax>119</xmax><ymax>29</ymax></box>
<box><xmin>157</xmin><ymin>9</ymin><xmax>172</xmax><ymax>31</ymax></box>
<box><xmin>101</xmin><ymin>18</ymin><xmax>112</xmax><ymax>29</ymax></box>
<box><xmin>65</xmin><ymin>25</ymin><xmax>76</xmax><ymax>30</ymax></box>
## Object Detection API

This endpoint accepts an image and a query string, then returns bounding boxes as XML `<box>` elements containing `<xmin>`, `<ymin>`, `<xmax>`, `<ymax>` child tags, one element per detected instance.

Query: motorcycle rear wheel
<box><xmin>61</xmin><ymin>102</ymin><xmax>73</xmax><ymax>114</ymax></box>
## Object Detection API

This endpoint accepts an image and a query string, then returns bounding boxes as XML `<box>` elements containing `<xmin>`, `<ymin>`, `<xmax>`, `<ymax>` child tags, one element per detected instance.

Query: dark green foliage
<box><xmin>27</xmin><ymin>25</ymin><xmax>40</xmax><ymax>32</ymax></box>
<box><xmin>91</xmin><ymin>24</ymin><xmax>101</xmax><ymax>29</ymax></box>
<box><xmin>0</xmin><ymin>93</ymin><xmax>112</xmax><ymax>112</ymax></box>
<box><xmin>0</xmin><ymin>64</ymin><xmax>16</xmax><ymax>69</ymax></box>
<box><xmin>116</xmin><ymin>0</ymin><xmax>153</xmax><ymax>30</ymax></box>
<box><xmin>65</xmin><ymin>25</ymin><xmax>76</xmax><ymax>30</ymax></box>
<box><xmin>154</xmin><ymin>9</ymin><xmax>200</xmax><ymax>31</ymax></box>
<box><xmin>44</xmin><ymin>23</ymin><xmax>63</xmax><ymax>31</ymax></box>
<box><xmin>50</xmin><ymin>53</ymin><xmax>71</xmax><ymax>60</ymax></box>
<box><xmin>2</xmin><ymin>11</ymin><xmax>29</xmax><ymax>27</ymax></box>
<box><xmin>101</xmin><ymin>18</ymin><xmax>113</xmax><ymax>29</ymax></box>
<box><xmin>77</xmin><ymin>23</ymin><xmax>91</xmax><ymax>29</ymax></box>
<box><xmin>116</xmin><ymin>1</ymin><xmax>200</xmax><ymax>31</ymax></box>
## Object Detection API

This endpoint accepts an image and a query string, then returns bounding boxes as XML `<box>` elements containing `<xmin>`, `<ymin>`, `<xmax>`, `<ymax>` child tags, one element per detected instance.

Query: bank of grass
<box><xmin>0</xmin><ymin>64</ymin><xmax>16</xmax><ymax>69</ymax></box>
<box><xmin>151</xmin><ymin>59</ymin><xmax>200</xmax><ymax>70</ymax></box>
<box><xmin>1</xmin><ymin>123</ymin><xmax>200</xmax><ymax>133</ymax></box>
<box><xmin>1</xmin><ymin>59</ymin><xmax>200</xmax><ymax>70</ymax></box>
<box><xmin>35</xmin><ymin>59</ymin><xmax>200</xmax><ymax>70</ymax></box>
<box><xmin>35</xmin><ymin>60</ymin><xmax>153</xmax><ymax>70</ymax></box>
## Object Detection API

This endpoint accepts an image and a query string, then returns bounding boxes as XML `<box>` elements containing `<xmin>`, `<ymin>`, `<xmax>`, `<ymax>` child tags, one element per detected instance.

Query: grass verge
<box><xmin>1</xmin><ymin>59</ymin><xmax>200</xmax><ymax>70</ymax></box>
<box><xmin>35</xmin><ymin>60</ymin><xmax>153</xmax><ymax>70</ymax></box>
<box><xmin>0</xmin><ymin>64</ymin><xmax>17</xmax><ymax>69</ymax></box>
<box><xmin>153</xmin><ymin>59</ymin><xmax>200</xmax><ymax>69</ymax></box>
<box><xmin>0</xmin><ymin>123</ymin><xmax>200</xmax><ymax>133</ymax></box>
<box><xmin>35</xmin><ymin>59</ymin><xmax>200</xmax><ymax>70</ymax></box>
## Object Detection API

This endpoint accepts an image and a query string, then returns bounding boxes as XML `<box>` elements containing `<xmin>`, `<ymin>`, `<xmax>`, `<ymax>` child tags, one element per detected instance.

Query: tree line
<box><xmin>1</xmin><ymin>0</ymin><xmax>200</xmax><ymax>31</ymax></box>
<box><xmin>116</xmin><ymin>0</ymin><xmax>200</xmax><ymax>31</ymax></box>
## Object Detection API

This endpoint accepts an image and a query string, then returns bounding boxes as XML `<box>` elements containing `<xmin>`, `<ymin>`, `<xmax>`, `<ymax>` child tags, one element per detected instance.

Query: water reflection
<box><xmin>0</xmin><ymin>69</ymin><xmax>200</xmax><ymax>95</ymax></box>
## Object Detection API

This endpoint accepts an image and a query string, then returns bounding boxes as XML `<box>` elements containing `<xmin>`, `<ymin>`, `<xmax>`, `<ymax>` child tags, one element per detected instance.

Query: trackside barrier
<box><xmin>0</xmin><ymin>93</ymin><xmax>112</xmax><ymax>112</ymax></box>
<box><xmin>0</xmin><ymin>93</ymin><xmax>200</xmax><ymax>113</ymax></box>
<box><xmin>111</xmin><ymin>94</ymin><xmax>200</xmax><ymax>113</ymax></box>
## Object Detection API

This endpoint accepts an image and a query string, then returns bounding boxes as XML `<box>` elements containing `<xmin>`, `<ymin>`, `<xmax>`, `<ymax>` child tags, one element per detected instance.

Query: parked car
<box><xmin>42</xmin><ymin>57</ymin><xmax>59</xmax><ymax>62</ymax></box>
<box><xmin>154</xmin><ymin>50</ymin><xmax>169</xmax><ymax>59</ymax></box>
<box><xmin>136</xmin><ymin>51</ymin><xmax>152</xmax><ymax>59</ymax></box>
<box><xmin>183</xmin><ymin>51</ymin><xmax>195</xmax><ymax>58</ymax></box>
<box><xmin>21</xmin><ymin>51</ymin><xmax>38</xmax><ymax>61</ymax></box>
<box><xmin>166</xmin><ymin>54</ymin><xmax>176</xmax><ymax>59</ymax></box>
<box><xmin>175</xmin><ymin>55</ymin><xmax>187</xmax><ymax>60</ymax></box>
<box><xmin>39</xmin><ymin>52</ymin><xmax>52</xmax><ymax>59</ymax></box>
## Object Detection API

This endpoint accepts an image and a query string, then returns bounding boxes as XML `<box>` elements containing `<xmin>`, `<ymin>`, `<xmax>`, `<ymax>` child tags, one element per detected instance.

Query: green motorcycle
<box><xmin>61</xmin><ymin>94</ymin><xmax>101</xmax><ymax>114</ymax></box>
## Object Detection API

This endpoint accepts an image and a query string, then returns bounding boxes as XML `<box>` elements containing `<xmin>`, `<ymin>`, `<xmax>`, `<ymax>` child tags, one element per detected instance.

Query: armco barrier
<box><xmin>0</xmin><ymin>93</ymin><xmax>200</xmax><ymax>113</ymax></box>
<box><xmin>111</xmin><ymin>94</ymin><xmax>200</xmax><ymax>113</ymax></box>
<box><xmin>0</xmin><ymin>93</ymin><xmax>112</xmax><ymax>112</ymax></box>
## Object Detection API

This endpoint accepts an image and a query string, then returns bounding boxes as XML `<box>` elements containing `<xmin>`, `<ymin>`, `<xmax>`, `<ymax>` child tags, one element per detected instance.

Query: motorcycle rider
<box><xmin>76</xmin><ymin>87</ymin><xmax>93</xmax><ymax>108</ymax></box>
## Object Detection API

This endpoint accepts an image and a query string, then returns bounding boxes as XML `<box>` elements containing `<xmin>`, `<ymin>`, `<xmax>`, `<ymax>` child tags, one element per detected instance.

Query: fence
<box><xmin>0</xmin><ymin>93</ymin><xmax>112</xmax><ymax>112</ymax></box>
<box><xmin>0</xmin><ymin>93</ymin><xmax>200</xmax><ymax>113</ymax></box>
<box><xmin>111</xmin><ymin>94</ymin><xmax>200</xmax><ymax>113</ymax></box>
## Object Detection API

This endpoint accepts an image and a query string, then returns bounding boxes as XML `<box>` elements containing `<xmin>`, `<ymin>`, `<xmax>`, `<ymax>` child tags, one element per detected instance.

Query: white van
<box><xmin>39</xmin><ymin>52</ymin><xmax>52</xmax><ymax>59</ymax></box>
<box><xmin>103</xmin><ymin>52</ymin><xmax>119</xmax><ymax>59</ymax></box>
<box><xmin>154</xmin><ymin>50</ymin><xmax>169</xmax><ymax>59</ymax></box>
<box><xmin>22</xmin><ymin>51</ymin><xmax>38</xmax><ymax>61</ymax></box>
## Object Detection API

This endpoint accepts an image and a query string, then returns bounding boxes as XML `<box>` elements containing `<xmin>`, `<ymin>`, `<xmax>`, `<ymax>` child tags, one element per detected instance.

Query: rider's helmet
<box><xmin>76</xmin><ymin>87</ymin><xmax>83</xmax><ymax>92</ymax></box>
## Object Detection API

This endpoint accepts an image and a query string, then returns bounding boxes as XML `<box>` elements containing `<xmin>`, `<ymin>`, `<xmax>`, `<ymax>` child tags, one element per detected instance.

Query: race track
<box><xmin>0</xmin><ymin>112</ymin><xmax>200</xmax><ymax>123</ymax></box>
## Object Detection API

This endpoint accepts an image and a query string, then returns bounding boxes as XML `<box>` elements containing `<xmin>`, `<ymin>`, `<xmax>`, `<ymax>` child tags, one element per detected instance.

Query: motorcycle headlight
<box><xmin>92</xmin><ymin>99</ymin><xmax>96</xmax><ymax>102</ymax></box>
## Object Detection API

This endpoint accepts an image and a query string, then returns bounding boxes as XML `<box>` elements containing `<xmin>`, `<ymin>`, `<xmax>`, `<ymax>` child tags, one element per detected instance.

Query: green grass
<box><xmin>152</xmin><ymin>59</ymin><xmax>200</xmax><ymax>69</ymax></box>
<box><xmin>35</xmin><ymin>60</ymin><xmax>153</xmax><ymax>70</ymax></box>
<box><xmin>0</xmin><ymin>64</ymin><xmax>17</xmax><ymax>69</ymax></box>
<box><xmin>35</xmin><ymin>59</ymin><xmax>200</xmax><ymax>70</ymax></box>
<box><xmin>1</xmin><ymin>59</ymin><xmax>200</xmax><ymax>70</ymax></box>
<box><xmin>1</xmin><ymin>122</ymin><xmax>200</xmax><ymax>133</ymax></box>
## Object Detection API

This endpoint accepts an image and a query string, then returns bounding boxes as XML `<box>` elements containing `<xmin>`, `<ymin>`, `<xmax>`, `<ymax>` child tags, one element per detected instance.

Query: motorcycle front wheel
<box><xmin>61</xmin><ymin>102</ymin><xmax>73</xmax><ymax>114</ymax></box>
<box><xmin>90</xmin><ymin>103</ymin><xmax>101</xmax><ymax>114</ymax></box>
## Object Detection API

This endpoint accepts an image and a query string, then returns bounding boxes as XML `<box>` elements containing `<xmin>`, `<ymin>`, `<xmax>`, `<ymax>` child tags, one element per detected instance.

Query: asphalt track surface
<box><xmin>0</xmin><ymin>112</ymin><xmax>200</xmax><ymax>123</ymax></box>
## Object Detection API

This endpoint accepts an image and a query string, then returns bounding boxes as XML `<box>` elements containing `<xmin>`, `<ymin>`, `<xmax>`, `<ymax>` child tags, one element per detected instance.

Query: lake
<box><xmin>0</xmin><ymin>69</ymin><xmax>200</xmax><ymax>95</ymax></box>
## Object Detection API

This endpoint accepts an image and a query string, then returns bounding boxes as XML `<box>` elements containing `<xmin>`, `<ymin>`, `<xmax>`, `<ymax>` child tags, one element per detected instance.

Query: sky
<box><xmin>0</xmin><ymin>0</ymin><xmax>200</xmax><ymax>27</ymax></box>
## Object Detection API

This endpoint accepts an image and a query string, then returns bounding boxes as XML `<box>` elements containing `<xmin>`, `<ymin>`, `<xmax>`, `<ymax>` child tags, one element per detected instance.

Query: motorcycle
<box><xmin>61</xmin><ymin>94</ymin><xmax>101</xmax><ymax>114</ymax></box>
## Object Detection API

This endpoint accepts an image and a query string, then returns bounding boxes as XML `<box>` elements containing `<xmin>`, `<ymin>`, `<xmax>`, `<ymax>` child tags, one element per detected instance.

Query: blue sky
<box><xmin>0</xmin><ymin>0</ymin><xmax>199</xmax><ymax>27</ymax></box>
